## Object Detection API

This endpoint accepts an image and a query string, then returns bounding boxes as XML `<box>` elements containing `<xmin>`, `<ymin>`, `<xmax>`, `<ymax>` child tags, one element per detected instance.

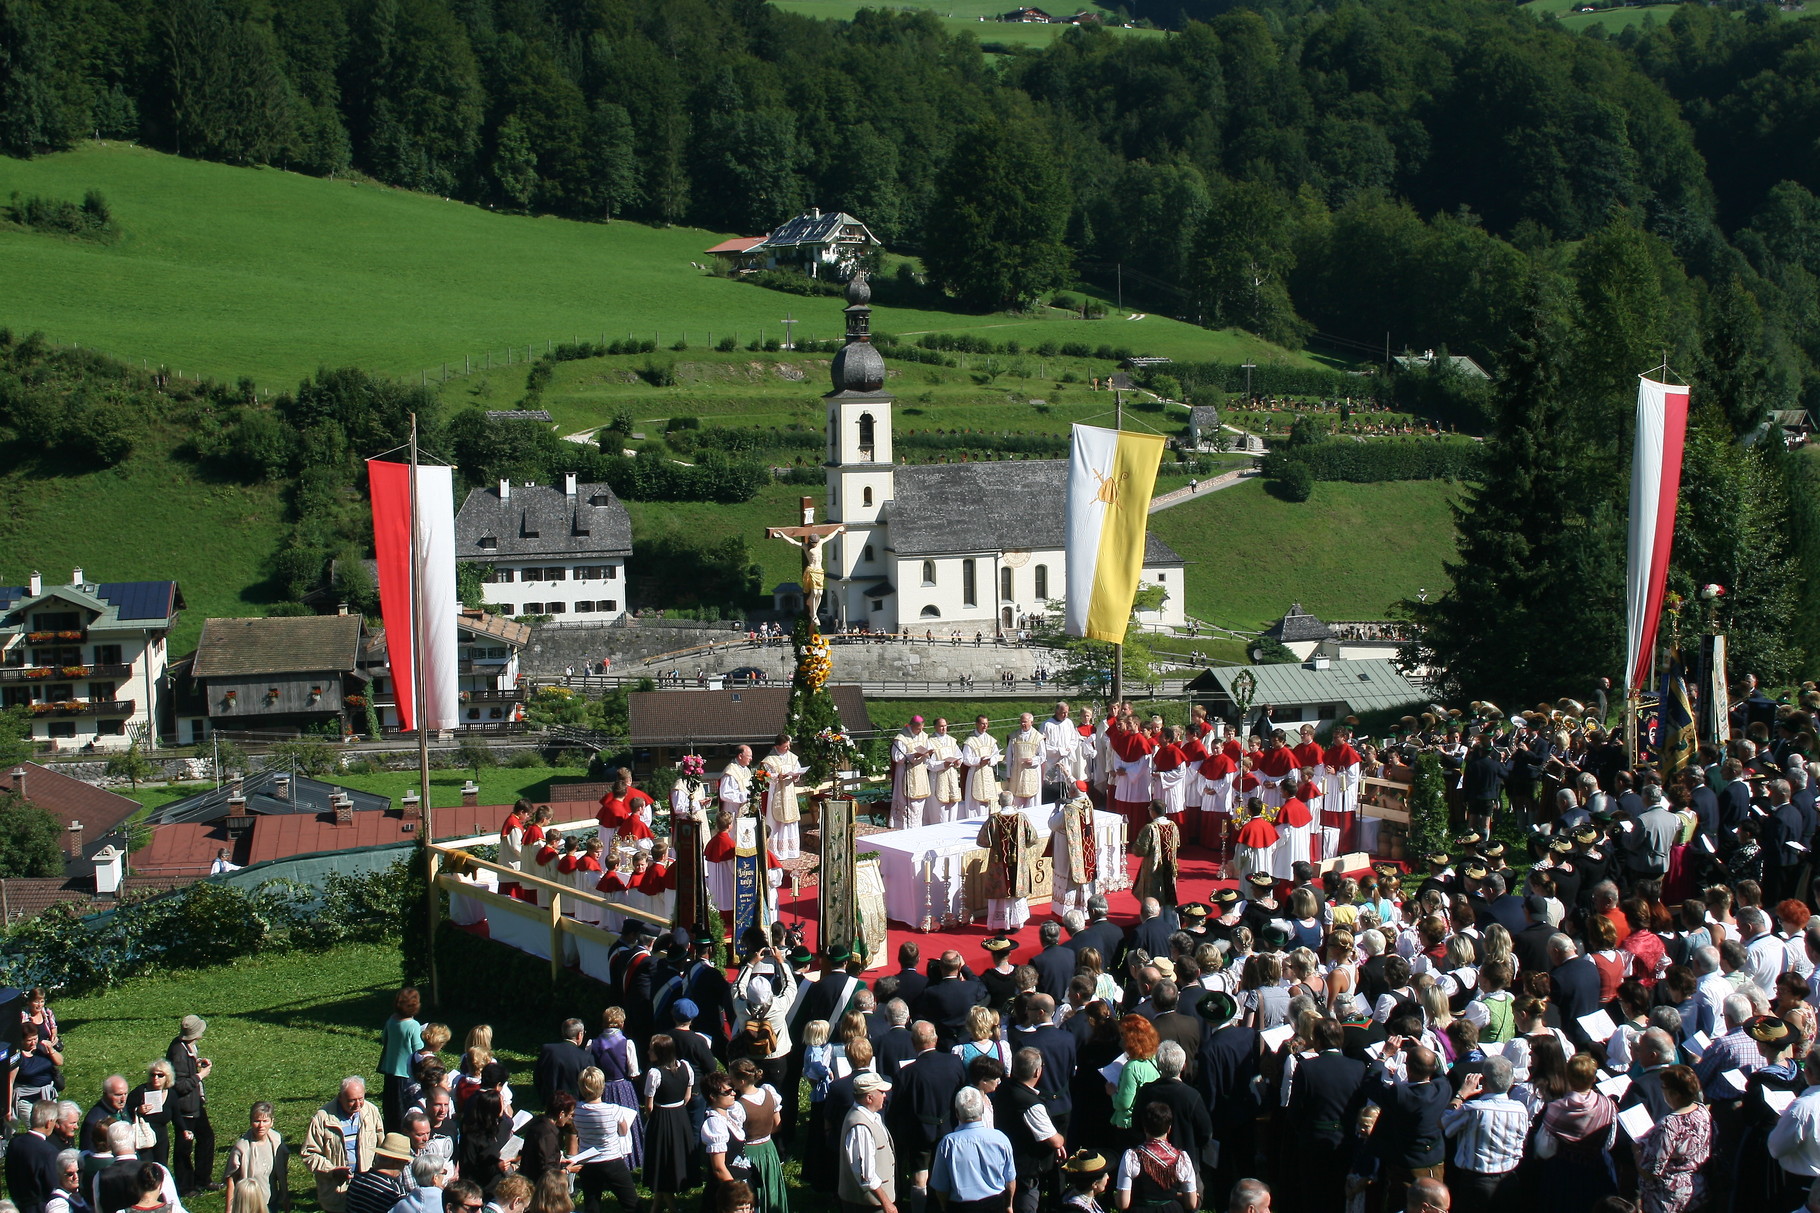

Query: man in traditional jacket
<box><xmin>960</xmin><ymin>715</ymin><xmax>1003</xmax><ymax>820</ymax></box>
<box><xmin>1049</xmin><ymin>794</ymin><xmax>1099</xmax><ymax>918</ymax></box>
<box><xmin>761</xmin><ymin>732</ymin><xmax>805</xmax><ymax>860</ymax></box>
<box><xmin>1005</xmin><ymin>713</ymin><xmax>1046</xmax><ymax>810</ymax></box>
<box><xmin>892</xmin><ymin>716</ymin><xmax>935</xmax><ymax>830</ymax></box>
<box><xmin>926</xmin><ymin>717</ymin><xmax>965</xmax><ymax>825</ymax></box>
<box><xmin>1132</xmin><ymin>799</ymin><xmax>1181</xmax><ymax>906</ymax></box>
<box><xmin>719</xmin><ymin>745</ymin><xmax>754</xmax><ymax>826</ymax></box>
<box><xmin>977</xmin><ymin>791</ymin><xmax>1043</xmax><ymax>930</ymax></box>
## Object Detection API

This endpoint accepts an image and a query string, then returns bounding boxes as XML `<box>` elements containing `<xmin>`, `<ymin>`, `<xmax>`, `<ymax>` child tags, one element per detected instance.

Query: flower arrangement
<box><xmin>224</xmin><ymin>690</ymin><xmax>239</xmax><ymax>705</ymax></box>
<box><xmin>343</xmin><ymin>694</ymin><xmax>366</xmax><ymax>708</ymax></box>
<box><xmin>22</xmin><ymin>668</ymin><xmax>50</xmax><ymax>679</ymax></box>
<box><xmin>26</xmin><ymin>631</ymin><xmax>83</xmax><ymax>644</ymax></box>
<box><xmin>60</xmin><ymin>666</ymin><xmax>89</xmax><ymax>677</ymax></box>
<box><xmin>801</xmin><ymin>725</ymin><xmax>862</xmax><ymax>790</ymax></box>
<box><xmin>679</xmin><ymin>754</ymin><xmax>707</xmax><ymax>778</ymax></box>
<box><xmin>747</xmin><ymin>766</ymin><xmax>772</xmax><ymax>808</ymax></box>
<box><xmin>795</xmin><ymin>629</ymin><xmax>833</xmax><ymax>691</ymax></box>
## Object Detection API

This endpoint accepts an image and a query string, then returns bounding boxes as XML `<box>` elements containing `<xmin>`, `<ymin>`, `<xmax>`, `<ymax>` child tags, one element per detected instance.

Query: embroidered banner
<box><xmin>820</xmin><ymin>798</ymin><xmax>857</xmax><ymax>955</ymax></box>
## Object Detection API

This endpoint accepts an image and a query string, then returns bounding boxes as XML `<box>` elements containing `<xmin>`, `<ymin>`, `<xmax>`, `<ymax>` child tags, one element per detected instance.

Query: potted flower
<box><xmin>224</xmin><ymin>690</ymin><xmax>238</xmax><ymax>708</ymax></box>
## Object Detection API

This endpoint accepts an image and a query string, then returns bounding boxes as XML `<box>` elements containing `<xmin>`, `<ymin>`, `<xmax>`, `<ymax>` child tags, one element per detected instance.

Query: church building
<box><xmin>820</xmin><ymin>277</ymin><xmax>1187</xmax><ymax>634</ymax></box>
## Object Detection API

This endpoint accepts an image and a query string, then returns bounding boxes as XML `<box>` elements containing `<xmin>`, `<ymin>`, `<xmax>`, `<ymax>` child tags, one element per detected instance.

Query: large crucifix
<box><xmin>766</xmin><ymin>496</ymin><xmax>845</xmax><ymax>624</ymax></box>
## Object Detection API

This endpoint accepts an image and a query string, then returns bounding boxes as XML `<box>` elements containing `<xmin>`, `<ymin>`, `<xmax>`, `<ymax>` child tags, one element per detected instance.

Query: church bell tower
<box><xmin>824</xmin><ymin>274</ymin><xmax>896</xmax><ymax>630</ymax></box>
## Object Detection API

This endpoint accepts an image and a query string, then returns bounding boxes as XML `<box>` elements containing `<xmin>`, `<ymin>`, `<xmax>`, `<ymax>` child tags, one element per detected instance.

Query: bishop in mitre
<box><xmin>891</xmin><ymin>716</ymin><xmax>934</xmax><ymax>830</ymax></box>
<box><xmin>1005</xmin><ymin>712</ymin><xmax>1045</xmax><ymax>810</ymax></box>
<box><xmin>925</xmin><ymin>717</ymin><xmax>964</xmax><ymax>824</ymax></box>
<box><xmin>976</xmin><ymin>791</ymin><xmax>1042</xmax><ymax>930</ymax></box>
<box><xmin>1048</xmin><ymin>794</ymin><xmax>1099</xmax><ymax>917</ymax></box>
<box><xmin>761</xmin><ymin>732</ymin><xmax>805</xmax><ymax>860</ymax></box>
<box><xmin>959</xmin><ymin>715</ymin><xmax>1002</xmax><ymax>820</ymax></box>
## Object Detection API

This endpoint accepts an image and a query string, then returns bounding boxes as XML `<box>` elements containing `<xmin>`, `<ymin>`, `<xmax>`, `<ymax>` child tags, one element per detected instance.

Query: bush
<box><xmin>507</xmin><ymin>750</ymin><xmax>547</xmax><ymax>769</ymax></box>
<box><xmin>1263</xmin><ymin>438</ymin><xmax>1484</xmax><ymax>484</ymax></box>
<box><xmin>1272</xmin><ymin>460</ymin><xmax>1315</xmax><ymax>501</ymax></box>
<box><xmin>716</xmin><ymin>336</ymin><xmax>738</xmax><ymax>352</ymax></box>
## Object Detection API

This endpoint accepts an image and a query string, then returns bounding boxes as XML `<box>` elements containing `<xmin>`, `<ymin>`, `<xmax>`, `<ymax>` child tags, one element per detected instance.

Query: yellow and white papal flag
<box><xmin>1065</xmin><ymin>423</ymin><xmax>1166</xmax><ymax>644</ymax></box>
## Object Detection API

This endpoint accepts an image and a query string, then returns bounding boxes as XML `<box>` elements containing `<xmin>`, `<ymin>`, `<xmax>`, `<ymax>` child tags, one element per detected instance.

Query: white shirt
<box><xmin>843</xmin><ymin>1106</ymin><xmax>890</xmax><ymax>1191</ymax></box>
<box><xmin>1040</xmin><ymin>716</ymin><xmax>1079</xmax><ymax>775</ymax></box>
<box><xmin>1768</xmin><ymin>1086</ymin><xmax>1820</xmax><ymax>1176</ymax></box>
<box><xmin>575</xmin><ymin>1100</ymin><xmax>635</xmax><ymax>1162</ymax></box>
<box><xmin>1745</xmin><ymin>930</ymin><xmax>1789</xmax><ymax>996</ymax></box>
<box><xmin>1115</xmin><ymin>1146</ymin><xmax>1196</xmax><ymax>1195</ymax></box>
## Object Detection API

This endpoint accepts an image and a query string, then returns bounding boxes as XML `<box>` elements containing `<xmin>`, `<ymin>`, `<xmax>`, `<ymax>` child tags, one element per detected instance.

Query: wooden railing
<box><xmin>426</xmin><ymin>816</ymin><xmax>673</xmax><ymax>987</ymax></box>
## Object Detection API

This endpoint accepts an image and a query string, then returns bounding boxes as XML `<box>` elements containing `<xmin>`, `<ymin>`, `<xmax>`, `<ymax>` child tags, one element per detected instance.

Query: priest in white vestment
<box><xmin>719</xmin><ymin>745</ymin><xmax>755</xmax><ymax>825</ymax></box>
<box><xmin>1039</xmin><ymin>701</ymin><xmax>1080</xmax><ymax>804</ymax></box>
<box><xmin>891</xmin><ymin>717</ymin><xmax>935</xmax><ymax>830</ymax></box>
<box><xmin>959</xmin><ymin>716</ymin><xmax>1002</xmax><ymax>819</ymax></box>
<box><xmin>1004</xmin><ymin>712</ymin><xmax>1045</xmax><ymax>810</ymax></box>
<box><xmin>760</xmin><ymin>733</ymin><xmax>806</xmax><ymax>859</ymax></box>
<box><xmin>925</xmin><ymin>717</ymin><xmax>964</xmax><ymax>824</ymax></box>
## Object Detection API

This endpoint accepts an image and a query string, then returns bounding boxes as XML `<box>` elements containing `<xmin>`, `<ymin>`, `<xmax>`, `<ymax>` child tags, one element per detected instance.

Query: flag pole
<box><xmin>410</xmin><ymin>412</ymin><xmax>439</xmax><ymax>1004</ymax></box>
<box><xmin>1111</xmin><ymin>390</ymin><xmax>1125</xmax><ymax>710</ymax></box>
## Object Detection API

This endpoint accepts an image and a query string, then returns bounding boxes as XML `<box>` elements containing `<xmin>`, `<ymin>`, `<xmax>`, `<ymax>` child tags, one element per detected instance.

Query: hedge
<box><xmin>1261</xmin><ymin>437</ymin><xmax>1484</xmax><ymax>483</ymax></box>
<box><xmin>1174</xmin><ymin>360</ymin><xmax>1375</xmax><ymax>400</ymax></box>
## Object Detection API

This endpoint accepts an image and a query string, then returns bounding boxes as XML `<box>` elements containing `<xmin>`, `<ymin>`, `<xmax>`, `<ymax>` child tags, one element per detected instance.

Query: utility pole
<box><xmin>1241</xmin><ymin>362</ymin><xmax>1256</xmax><ymax>405</ymax></box>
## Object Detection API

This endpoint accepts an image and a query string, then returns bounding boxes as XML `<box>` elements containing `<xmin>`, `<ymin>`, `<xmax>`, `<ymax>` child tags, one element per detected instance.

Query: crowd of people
<box><xmin>18</xmin><ymin>680</ymin><xmax>1820</xmax><ymax>1213</ymax></box>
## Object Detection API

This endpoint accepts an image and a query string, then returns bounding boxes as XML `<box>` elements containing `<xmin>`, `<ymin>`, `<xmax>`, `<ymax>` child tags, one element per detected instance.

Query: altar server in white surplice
<box><xmin>925</xmin><ymin>717</ymin><xmax>964</xmax><ymax>824</ymax></box>
<box><xmin>959</xmin><ymin>715</ymin><xmax>1002</xmax><ymax>820</ymax></box>
<box><xmin>1039</xmin><ymin>701</ymin><xmax>1081</xmax><ymax>803</ymax></box>
<box><xmin>1004</xmin><ymin>712</ymin><xmax>1045</xmax><ymax>810</ymax></box>
<box><xmin>719</xmin><ymin>745</ymin><xmax>754</xmax><ymax>824</ymax></box>
<box><xmin>761</xmin><ymin>733</ymin><xmax>806</xmax><ymax>860</ymax></box>
<box><xmin>891</xmin><ymin>716</ymin><xmax>935</xmax><ymax>830</ymax></box>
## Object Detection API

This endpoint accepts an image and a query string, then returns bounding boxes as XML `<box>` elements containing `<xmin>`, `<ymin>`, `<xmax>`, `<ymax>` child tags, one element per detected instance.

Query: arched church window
<box><xmin>920</xmin><ymin>605</ymin><xmax>941</xmax><ymax>619</ymax></box>
<box><xmin>858</xmin><ymin>413</ymin><xmax>875</xmax><ymax>461</ymax></box>
<box><xmin>922</xmin><ymin>560</ymin><xmax>936</xmax><ymax>586</ymax></box>
<box><xmin>962</xmin><ymin>559</ymin><xmax>977</xmax><ymax>607</ymax></box>
<box><xmin>1001</xmin><ymin>568</ymin><xmax>1013</xmax><ymax>601</ymax></box>
<box><xmin>863</xmin><ymin>486</ymin><xmax>873</xmax><ymax>507</ymax></box>
<box><xmin>1034</xmin><ymin>565</ymin><xmax>1048</xmax><ymax>599</ymax></box>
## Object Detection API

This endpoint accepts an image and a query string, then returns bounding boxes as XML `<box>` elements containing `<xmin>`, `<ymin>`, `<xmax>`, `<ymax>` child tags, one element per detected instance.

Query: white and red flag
<box><xmin>368</xmin><ymin>459</ymin><xmax>460</xmax><ymax>731</ymax></box>
<box><xmin>1625</xmin><ymin>376</ymin><xmax>1690</xmax><ymax>692</ymax></box>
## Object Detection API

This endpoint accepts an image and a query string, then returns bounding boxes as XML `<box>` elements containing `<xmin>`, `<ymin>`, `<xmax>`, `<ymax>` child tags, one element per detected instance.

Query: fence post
<box><xmin>550</xmin><ymin>892</ymin><xmax>564</xmax><ymax>985</ymax></box>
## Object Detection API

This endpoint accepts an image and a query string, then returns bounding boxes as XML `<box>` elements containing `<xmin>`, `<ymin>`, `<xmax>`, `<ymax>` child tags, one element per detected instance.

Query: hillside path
<box><xmin>1149</xmin><ymin>468</ymin><xmax>1258</xmax><ymax>512</ymax></box>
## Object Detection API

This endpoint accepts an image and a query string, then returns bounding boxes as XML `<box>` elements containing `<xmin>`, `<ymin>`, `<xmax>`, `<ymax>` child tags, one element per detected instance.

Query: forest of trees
<box><xmin>7</xmin><ymin>0</ymin><xmax>1820</xmax><ymax>684</ymax></box>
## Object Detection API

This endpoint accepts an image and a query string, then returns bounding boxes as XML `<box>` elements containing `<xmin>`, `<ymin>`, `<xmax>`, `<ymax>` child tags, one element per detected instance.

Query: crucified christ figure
<box><xmin>766</xmin><ymin>497</ymin><xmax>845</xmax><ymax>625</ymax></box>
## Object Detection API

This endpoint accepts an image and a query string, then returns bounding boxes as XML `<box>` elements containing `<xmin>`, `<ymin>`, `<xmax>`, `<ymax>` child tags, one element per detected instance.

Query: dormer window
<box><xmin>589</xmin><ymin>494</ymin><xmax>611</xmax><ymax>507</ymax></box>
<box><xmin>479</xmin><ymin>537</ymin><xmax>498</xmax><ymax>550</ymax></box>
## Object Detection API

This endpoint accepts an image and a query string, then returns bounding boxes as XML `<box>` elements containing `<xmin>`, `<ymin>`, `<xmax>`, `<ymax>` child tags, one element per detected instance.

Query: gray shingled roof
<box><xmin>887</xmin><ymin>462</ymin><xmax>1183</xmax><ymax>564</ymax></box>
<box><xmin>1263</xmin><ymin>603</ymin><xmax>1334</xmax><ymax>644</ymax></box>
<box><xmin>759</xmin><ymin>210</ymin><xmax>878</xmax><ymax>250</ymax></box>
<box><xmin>455</xmin><ymin>482</ymin><xmax>632</xmax><ymax>560</ymax></box>
<box><xmin>192</xmin><ymin>615</ymin><xmax>365</xmax><ymax>678</ymax></box>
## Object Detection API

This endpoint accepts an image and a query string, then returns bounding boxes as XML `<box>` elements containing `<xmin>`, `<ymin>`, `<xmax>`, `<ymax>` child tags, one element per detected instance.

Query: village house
<box><xmin>368</xmin><ymin>609</ymin><xmax>530</xmax><ymax>731</ymax></box>
<box><xmin>704</xmin><ymin>208</ymin><xmax>883</xmax><ymax>280</ymax></box>
<box><xmin>183</xmin><ymin>614</ymin><xmax>370</xmax><ymax>740</ymax></box>
<box><xmin>0</xmin><ymin>571</ymin><xmax>183</xmax><ymax>752</ymax></box>
<box><xmin>456</xmin><ymin>475</ymin><xmax>632</xmax><ymax>622</ymax></box>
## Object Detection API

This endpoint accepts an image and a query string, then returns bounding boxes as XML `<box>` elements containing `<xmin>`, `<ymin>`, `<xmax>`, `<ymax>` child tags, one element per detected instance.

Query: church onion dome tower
<box><xmin>828</xmin><ymin>273</ymin><xmax>885</xmax><ymax>396</ymax></box>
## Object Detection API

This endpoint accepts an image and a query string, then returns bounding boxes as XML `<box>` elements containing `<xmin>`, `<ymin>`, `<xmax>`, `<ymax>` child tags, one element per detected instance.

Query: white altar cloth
<box><xmin>865</xmin><ymin>803</ymin><xmax>1126</xmax><ymax>931</ymax></box>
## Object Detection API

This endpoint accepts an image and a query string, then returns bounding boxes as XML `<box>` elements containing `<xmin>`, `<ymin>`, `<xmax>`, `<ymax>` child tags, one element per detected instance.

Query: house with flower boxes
<box><xmin>367</xmin><ymin>609</ymin><xmax>531</xmax><ymax>732</ymax></box>
<box><xmin>0</xmin><ymin>570</ymin><xmax>184</xmax><ymax>752</ymax></box>
<box><xmin>184</xmin><ymin>613</ymin><xmax>370</xmax><ymax>739</ymax></box>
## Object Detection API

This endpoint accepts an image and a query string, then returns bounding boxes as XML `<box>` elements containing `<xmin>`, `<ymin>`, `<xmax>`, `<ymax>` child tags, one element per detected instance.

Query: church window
<box><xmin>1001</xmin><ymin>568</ymin><xmax>1013</xmax><ymax>601</ymax></box>
<box><xmin>922</xmin><ymin>560</ymin><xmax>936</xmax><ymax>586</ymax></box>
<box><xmin>1034</xmin><ymin>565</ymin><xmax>1048</xmax><ymax>599</ymax></box>
<box><xmin>920</xmin><ymin>605</ymin><xmax>941</xmax><ymax>619</ymax></box>
<box><xmin>858</xmin><ymin>413</ymin><xmax>876</xmax><ymax>461</ymax></box>
<box><xmin>962</xmin><ymin>559</ymin><xmax>977</xmax><ymax>607</ymax></box>
<box><xmin>863</xmin><ymin>545</ymin><xmax>875</xmax><ymax>563</ymax></box>
<box><xmin>862</xmin><ymin>486</ymin><xmax>873</xmax><ymax>507</ymax></box>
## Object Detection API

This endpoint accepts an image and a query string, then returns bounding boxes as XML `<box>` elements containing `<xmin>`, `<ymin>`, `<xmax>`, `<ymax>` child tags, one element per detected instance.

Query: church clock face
<box><xmin>1002</xmin><ymin>549</ymin><xmax>1032</xmax><ymax>568</ymax></box>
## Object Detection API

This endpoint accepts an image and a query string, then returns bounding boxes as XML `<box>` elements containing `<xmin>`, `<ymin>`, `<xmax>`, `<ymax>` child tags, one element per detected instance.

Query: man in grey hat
<box><xmin>167</xmin><ymin>1014</ymin><xmax>215</xmax><ymax>1196</ymax></box>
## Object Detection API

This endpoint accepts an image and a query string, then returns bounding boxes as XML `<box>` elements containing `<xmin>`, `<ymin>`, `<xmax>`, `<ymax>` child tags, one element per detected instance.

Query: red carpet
<box><xmin>775</xmin><ymin>840</ymin><xmax>1244</xmax><ymax>966</ymax></box>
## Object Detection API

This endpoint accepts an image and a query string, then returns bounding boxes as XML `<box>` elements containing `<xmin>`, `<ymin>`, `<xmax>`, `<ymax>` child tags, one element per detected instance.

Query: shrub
<box><xmin>1272</xmin><ymin>461</ymin><xmax>1315</xmax><ymax>502</ymax></box>
<box><xmin>716</xmin><ymin>336</ymin><xmax>738</xmax><ymax>352</ymax></box>
<box><xmin>1263</xmin><ymin>438</ymin><xmax>1483</xmax><ymax>484</ymax></box>
<box><xmin>506</xmin><ymin>750</ymin><xmax>547</xmax><ymax>769</ymax></box>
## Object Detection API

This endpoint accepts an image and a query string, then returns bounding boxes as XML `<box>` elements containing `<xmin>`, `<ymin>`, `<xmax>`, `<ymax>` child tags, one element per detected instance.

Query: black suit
<box><xmin>1619</xmin><ymin>1065</ymin><xmax>1673</xmax><ymax>1122</ymax></box>
<box><xmin>913</xmin><ymin>977</ymin><xmax>986</xmax><ymax>1050</ymax></box>
<box><xmin>1551</xmin><ymin>956</ymin><xmax>1602</xmax><ymax>1047</ymax></box>
<box><xmin>93</xmin><ymin>1155</ymin><xmax>142</xmax><ymax>1213</ymax></box>
<box><xmin>1032</xmin><ymin>945</ymin><xmax>1076</xmax><ymax>1002</ymax></box>
<box><xmin>166</xmin><ymin>1036</ymin><xmax>213</xmax><ymax>1196</ymax></box>
<box><xmin>1289</xmin><ymin>1049</ymin><xmax>1368</xmax><ymax>1208</ymax></box>
<box><xmin>888</xmin><ymin>1050</ymin><xmax>966</xmax><ymax>1162</ymax></box>
<box><xmin>533</xmin><ymin>1039</ymin><xmax>592</xmax><ymax>1107</ymax></box>
<box><xmin>1512</xmin><ymin>922</ymin><xmax>1556</xmax><ymax>977</ymax></box>
<box><xmin>684</xmin><ymin>960</ymin><xmax>737</xmax><ymax>1055</ymax></box>
<box><xmin>1017</xmin><ymin>1024</ymin><xmax>1078</xmax><ymax>1128</ymax></box>
<box><xmin>1135</xmin><ymin>1076</ymin><xmax>1212</xmax><ymax>1168</ymax></box>
<box><xmin>6</xmin><ymin>1130</ymin><xmax>59</xmax><ymax>1213</ymax></box>
<box><xmin>1129</xmin><ymin>912</ymin><xmax>1178</xmax><ymax>964</ymax></box>
<box><xmin>874</xmin><ymin>1026</ymin><xmax>916</xmax><ymax>1080</ymax></box>
<box><xmin>889</xmin><ymin>967</ymin><xmax>929</xmax><ymax>1009</ymax></box>
<box><xmin>1069</xmin><ymin>919</ymin><xmax>1125</xmax><ymax>967</ymax></box>
<box><xmin>1152</xmin><ymin>1010</ymin><xmax>1203</xmax><ymax>1083</ymax></box>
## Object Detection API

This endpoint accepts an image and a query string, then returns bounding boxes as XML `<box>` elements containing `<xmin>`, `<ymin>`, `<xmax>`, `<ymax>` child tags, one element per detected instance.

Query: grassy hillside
<box><xmin>0</xmin><ymin>433</ymin><xmax>286</xmax><ymax>654</ymax></box>
<box><xmin>0</xmin><ymin>144</ymin><xmax>1309</xmax><ymax>391</ymax></box>
<box><xmin>1147</xmin><ymin>477</ymin><xmax>1460</xmax><ymax>632</ymax></box>
<box><xmin>1521</xmin><ymin>0</ymin><xmax>1815</xmax><ymax>33</ymax></box>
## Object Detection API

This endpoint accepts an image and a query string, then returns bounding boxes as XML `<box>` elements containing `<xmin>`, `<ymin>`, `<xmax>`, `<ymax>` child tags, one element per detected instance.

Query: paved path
<box><xmin>1149</xmin><ymin>467</ymin><xmax>1259</xmax><ymax>512</ymax></box>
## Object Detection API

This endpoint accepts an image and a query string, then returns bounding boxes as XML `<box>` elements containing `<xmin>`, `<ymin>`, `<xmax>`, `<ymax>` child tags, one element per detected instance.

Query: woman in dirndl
<box><xmin>727</xmin><ymin>1060</ymin><xmax>788</xmax><ymax>1213</ymax></box>
<box><xmin>587</xmin><ymin>1007</ymin><xmax>644</xmax><ymax>1168</ymax></box>
<box><xmin>641</xmin><ymin>1035</ymin><xmax>695</xmax><ymax>1213</ymax></box>
<box><xmin>698</xmin><ymin>1072</ymin><xmax>748</xmax><ymax>1213</ymax></box>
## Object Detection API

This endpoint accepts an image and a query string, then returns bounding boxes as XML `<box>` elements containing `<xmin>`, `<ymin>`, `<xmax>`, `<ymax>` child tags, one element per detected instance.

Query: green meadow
<box><xmin>0</xmin><ymin>144</ymin><xmax>1302</xmax><ymax>392</ymax></box>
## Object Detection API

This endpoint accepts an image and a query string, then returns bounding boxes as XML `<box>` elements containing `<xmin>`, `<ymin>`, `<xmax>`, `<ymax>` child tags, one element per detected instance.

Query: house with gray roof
<box><xmin>0</xmin><ymin>569</ymin><xmax>185</xmax><ymax>751</ymax></box>
<box><xmin>455</xmin><ymin>473</ymin><xmax>632</xmax><ymax>622</ymax></box>
<box><xmin>814</xmin><ymin>277</ymin><xmax>1185</xmax><ymax>634</ymax></box>
<box><xmin>1262</xmin><ymin>602</ymin><xmax>1335</xmax><ymax>659</ymax></box>
<box><xmin>1186</xmin><ymin>657</ymin><xmax>1427</xmax><ymax>732</ymax></box>
<box><xmin>703</xmin><ymin>208</ymin><xmax>882</xmax><ymax>280</ymax></box>
<box><xmin>189</xmin><ymin>613</ymin><xmax>370</xmax><ymax>737</ymax></box>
